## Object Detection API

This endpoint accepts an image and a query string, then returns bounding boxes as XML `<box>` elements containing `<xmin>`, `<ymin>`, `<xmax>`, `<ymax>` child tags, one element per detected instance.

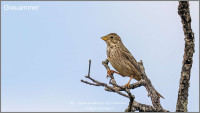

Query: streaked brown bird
<box><xmin>101</xmin><ymin>33</ymin><xmax>164</xmax><ymax>98</ymax></box>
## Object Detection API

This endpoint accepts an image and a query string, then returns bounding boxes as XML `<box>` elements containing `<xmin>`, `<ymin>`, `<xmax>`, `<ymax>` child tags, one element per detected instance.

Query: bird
<box><xmin>101</xmin><ymin>33</ymin><xmax>164</xmax><ymax>99</ymax></box>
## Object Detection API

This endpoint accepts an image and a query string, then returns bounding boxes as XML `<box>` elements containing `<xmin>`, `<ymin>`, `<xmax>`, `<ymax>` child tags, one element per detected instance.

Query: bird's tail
<box><xmin>156</xmin><ymin>90</ymin><xmax>164</xmax><ymax>99</ymax></box>
<box><xmin>135</xmin><ymin>75</ymin><xmax>164</xmax><ymax>99</ymax></box>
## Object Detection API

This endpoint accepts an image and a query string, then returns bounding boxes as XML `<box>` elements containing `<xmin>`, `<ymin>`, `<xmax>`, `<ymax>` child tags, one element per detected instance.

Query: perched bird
<box><xmin>101</xmin><ymin>33</ymin><xmax>164</xmax><ymax>98</ymax></box>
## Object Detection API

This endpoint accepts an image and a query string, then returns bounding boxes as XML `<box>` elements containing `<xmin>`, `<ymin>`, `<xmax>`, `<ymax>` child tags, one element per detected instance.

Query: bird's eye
<box><xmin>110</xmin><ymin>36</ymin><xmax>114</xmax><ymax>39</ymax></box>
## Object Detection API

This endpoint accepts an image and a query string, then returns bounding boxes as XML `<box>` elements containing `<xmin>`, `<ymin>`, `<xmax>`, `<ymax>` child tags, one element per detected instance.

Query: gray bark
<box><xmin>176</xmin><ymin>1</ymin><xmax>195</xmax><ymax>112</ymax></box>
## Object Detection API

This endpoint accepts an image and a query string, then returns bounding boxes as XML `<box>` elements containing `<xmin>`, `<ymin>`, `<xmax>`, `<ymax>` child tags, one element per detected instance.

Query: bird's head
<box><xmin>101</xmin><ymin>33</ymin><xmax>122</xmax><ymax>46</ymax></box>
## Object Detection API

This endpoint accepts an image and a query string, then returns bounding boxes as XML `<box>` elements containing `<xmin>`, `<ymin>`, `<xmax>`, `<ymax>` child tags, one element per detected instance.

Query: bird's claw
<box><xmin>123</xmin><ymin>83</ymin><xmax>130</xmax><ymax>89</ymax></box>
<box><xmin>107</xmin><ymin>70</ymin><xmax>122</xmax><ymax>79</ymax></box>
<box><xmin>107</xmin><ymin>70</ymin><xmax>113</xmax><ymax>79</ymax></box>
<box><xmin>123</xmin><ymin>75</ymin><xmax>133</xmax><ymax>89</ymax></box>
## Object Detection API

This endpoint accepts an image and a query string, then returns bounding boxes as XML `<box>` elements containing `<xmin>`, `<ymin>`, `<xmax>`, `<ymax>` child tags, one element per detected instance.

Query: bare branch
<box><xmin>88</xmin><ymin>59</ymin><xmax>91</xmax><ymax>77</ymax></box>
<box><xmin>81</xmin><ymin>80</ymin><xmax>100</xmax><ymax>86</ymax></box>
<box><xmin>81</xmin><ymin>73</ymin><xmax>160</xmax><ymax>112</ymax></box>
<box><xmin>81</xmin><ymin>60</ymin><xmax>169</xmax><ymax>112</ymax></box>
<box><xmin>129</xmin><ymin>79</ymin><xmax>146</xmax><ymax>89</ymax></box>
<box><xmin>105</xmin><ymin>79</ymin><xmax>145</xmax><ymax>92</ymax></box>
<box><xmin>126</xmin><ymin>89</ymin><xmax>135</xmax><ymax>112</ymax></box>
<box><xmin>82</xmin><ymin>75</ymin><xmax>129</xmax><ymax>98</ymax></box>
<box><xmin>132</xmin><ymin>101</ymin><xmax>157</xmax><ymax>112</ymax></box>
<box><xmin>176</xmin><ymin>1</ymin><xmax>195</xmax><ymax>112</ymax></box>
<box><xmin>138</xmin><ymin>60</ymin><xmax>165</xmax><ymax>111</ymax></box>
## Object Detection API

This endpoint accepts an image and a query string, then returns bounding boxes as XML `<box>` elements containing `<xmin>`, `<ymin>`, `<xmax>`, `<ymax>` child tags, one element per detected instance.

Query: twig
<box><xmin>81</xmin><ymin>80</ymin><xmax>100</xmax><ymax>86</ymax></box>
<box><xmin>87</xmin><ymin>60</ymin><xmax>91</xmax><ymax>77</ymax></box>
<box><xmin>82</xmin><ymin>76</ymin><xmax>129</xmax><ymax>98</ymax></box>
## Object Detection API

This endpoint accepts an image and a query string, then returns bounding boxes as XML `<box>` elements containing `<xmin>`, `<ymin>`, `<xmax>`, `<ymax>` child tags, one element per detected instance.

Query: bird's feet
<box><xmin>107</xmin><ymin>70</ymin><xmax>121</xmax><ymax>78</ymax></box>
<box><xmin>123</xmin><ymin>83</ymin><xmax>130</xmax><ymax>89</ymax></box>
<box><xmin>123</xmin><ymin>75</ymin><xmax>133</xmax><ymax>89</ymax></box>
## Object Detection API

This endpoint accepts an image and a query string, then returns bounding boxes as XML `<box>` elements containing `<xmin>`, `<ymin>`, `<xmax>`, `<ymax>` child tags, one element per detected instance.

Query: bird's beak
<box><xmin>101</xmin><ymin>36</ymin><xmax>108</xmax><ymax>41</ymax></box>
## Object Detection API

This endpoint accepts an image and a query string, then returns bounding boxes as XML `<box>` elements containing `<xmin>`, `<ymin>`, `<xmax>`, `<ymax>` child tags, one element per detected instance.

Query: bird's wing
<box><xmin>121</xmin><ymin>46</ymin><xmax>141</xmax><ymax>76</ymax></box>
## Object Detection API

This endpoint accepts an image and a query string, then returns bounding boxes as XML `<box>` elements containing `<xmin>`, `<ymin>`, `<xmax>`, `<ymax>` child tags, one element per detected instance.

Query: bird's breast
<box><xmin>107</xmin><ymin>46</ymin><xmax>132</xmax><ymax>77</ymax></box>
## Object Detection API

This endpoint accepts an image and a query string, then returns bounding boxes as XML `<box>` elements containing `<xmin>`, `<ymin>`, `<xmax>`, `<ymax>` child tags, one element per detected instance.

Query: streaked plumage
<box><xmin>101</xmin><ymin>33</ymin><xmax>164</xmax><ymax>98</ymax></box>
<box><xmin>102</xmin><ymin>33</ymin><xmax>142</xmax><ymax>81</ymax></box>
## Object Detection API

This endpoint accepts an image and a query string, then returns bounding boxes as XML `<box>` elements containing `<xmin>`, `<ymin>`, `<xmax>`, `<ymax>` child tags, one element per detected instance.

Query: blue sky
<box><xmin>1</xmin><ymin>1</ymin><xmax>199</xmax><ymax>112</ymax></box>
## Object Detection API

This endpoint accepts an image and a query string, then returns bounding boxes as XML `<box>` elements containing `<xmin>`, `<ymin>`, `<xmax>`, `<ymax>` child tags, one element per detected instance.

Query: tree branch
<box><xmin>176</xmin><ymin>1</ymin><xmax>195</xmax><ymax>112</ymax></box>
<box><xmin>138</xmin><ymin>60</ymin><xmax>164</xmax><ymax>111</ymax></box>
<box><xmin>81</xmin><ymin>60</ymin><xmax>169</xmax><ymax>112</ymax></box>
<box><xmin>82</xmin><ymin>75</ymin><xmax>129</xmax><ymax>98</ymax></box>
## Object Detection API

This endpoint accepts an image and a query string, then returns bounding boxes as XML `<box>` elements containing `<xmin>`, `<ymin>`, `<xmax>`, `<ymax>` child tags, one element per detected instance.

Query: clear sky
<box><xmin>1</xmin><ymin>1</ymin><xmax>199</xmax><ymax>112</ymax></box>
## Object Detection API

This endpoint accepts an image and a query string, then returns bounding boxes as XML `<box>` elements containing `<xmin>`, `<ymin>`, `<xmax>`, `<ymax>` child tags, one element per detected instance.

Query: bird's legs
<box><xmin>124</xmin><ymin>75</ymin><xmax>133</xmax><ymax>89</ymax></box>
<box><xmin>107</xmin><ymin>70</ymin><xmax>122</xmax><ymax>78</ymax></box>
